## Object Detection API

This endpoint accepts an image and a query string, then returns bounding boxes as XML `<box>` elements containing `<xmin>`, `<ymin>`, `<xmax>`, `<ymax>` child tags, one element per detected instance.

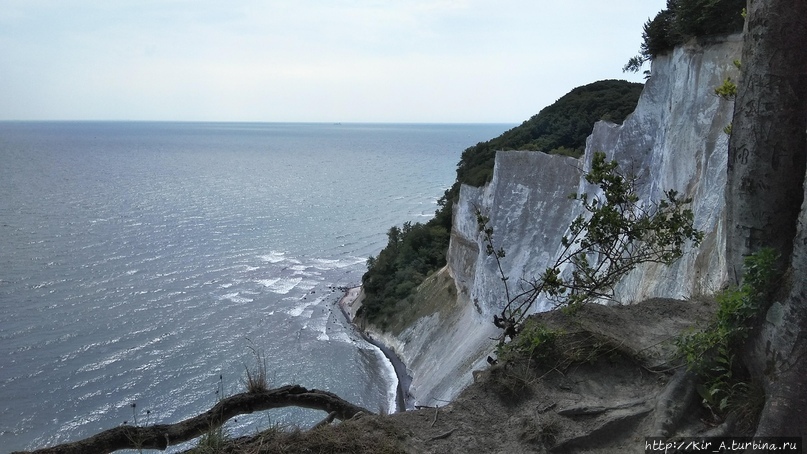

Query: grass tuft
<box><xmin>195</xmin><ymin>424</ymin><xmax>229</xmax><ymax>454</ymax></box>
<box><xmin>242</xmin><ymin>341</ymin><xmax>269</xmax><ymax>393</ymax></box>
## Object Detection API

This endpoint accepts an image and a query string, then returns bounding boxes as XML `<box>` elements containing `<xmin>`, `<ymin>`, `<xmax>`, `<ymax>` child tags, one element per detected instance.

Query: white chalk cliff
<box><xmin>376</xmin><ymin>35</ymin><xmax>744</xmax><ymax>407</ymax></box>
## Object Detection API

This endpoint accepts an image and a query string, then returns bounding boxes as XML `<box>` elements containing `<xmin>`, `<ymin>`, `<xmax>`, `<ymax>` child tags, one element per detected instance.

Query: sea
<box><xmin>0</xmin><ymin>121</ymin><xmax>511</xmax><ymax>452</ymax></box>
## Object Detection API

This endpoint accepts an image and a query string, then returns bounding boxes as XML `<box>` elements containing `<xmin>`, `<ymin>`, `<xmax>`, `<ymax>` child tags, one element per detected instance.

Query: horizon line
<box><xmin>0</xmin><ymin>119</ymin><xmax>518</xmax><ymax>125</ymax></box>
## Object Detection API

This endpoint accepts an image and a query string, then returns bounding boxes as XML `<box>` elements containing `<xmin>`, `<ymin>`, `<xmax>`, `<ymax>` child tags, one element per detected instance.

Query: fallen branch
<box><xmin>17</xmin><ymin>385</ymin><xmax>372</xmax><ymax>454</ymax></box>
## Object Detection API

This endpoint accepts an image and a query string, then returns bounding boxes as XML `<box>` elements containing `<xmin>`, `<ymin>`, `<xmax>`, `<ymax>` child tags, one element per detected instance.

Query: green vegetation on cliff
<box><xmin>624</xmin><ymin>0</ymin><xmax>745</xmax><ymax>72</ymax></box>
<box><xmin>360</xmin><ymin>222</ymin><xmax>452</xmax><ymax>328</ymax></box>
<box><xmin>452</xmin><ymin>79</ymin><xmax>643</xmax><ymax>188</ymax></box>
<box><xmin>359</xmin><ymin>80</ymin><xmax>643</xmax><ymax>329</ymax></box>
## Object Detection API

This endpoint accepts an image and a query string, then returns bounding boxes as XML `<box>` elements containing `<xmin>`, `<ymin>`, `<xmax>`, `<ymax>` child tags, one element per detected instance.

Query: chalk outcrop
<box><xmin>375</xmin><ymin>35</ymin><xmax>743</xmax><ymax>407</ymax></box>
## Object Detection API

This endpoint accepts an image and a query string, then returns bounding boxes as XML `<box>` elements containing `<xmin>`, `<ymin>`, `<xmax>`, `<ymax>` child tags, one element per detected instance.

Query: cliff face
<box><xmin>600</xmin><ymin>34</ymin><xmax>743</xmax><ymax>301</ymax></box>
<box><xmin>380</xmin><ymin>35</ymin><xmax>743</xmax><ymax>407</ymax></box>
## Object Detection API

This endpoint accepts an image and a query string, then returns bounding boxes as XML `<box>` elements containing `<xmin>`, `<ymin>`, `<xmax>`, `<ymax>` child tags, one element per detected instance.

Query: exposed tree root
<box><xmin>650</xmin><ymin>369</ymin><xmax>697</xmax><ymax>437</ymax></box>
<box><xmin>16</xmin><ymin>385</ymin><xmax>371</xmax><ymax>454</ymax></box>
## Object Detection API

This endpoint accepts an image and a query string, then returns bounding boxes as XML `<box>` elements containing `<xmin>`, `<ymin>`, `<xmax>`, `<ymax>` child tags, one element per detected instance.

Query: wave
<box><xmin>265</xmin><ymin>277</ymin><xmax>302</xmax><ymax>295</ymax></box>
<box><xmin>259</xmin><ymin>251</ymin><xmax>287</xmax><ymax>263</ymax></box>
<box><xmin>219</xmin><ymin>292</ymin><xmax>253</xmax><ymax>304</ymax></box>
<box><xmin>366</xmin><ymin>346</ymin><xmax>399</xmax><ymax>414</ymax></box>
<box><xmin>286</xmin><ymin>296</ymin><xmax>322</xmax><ymax>318</ymax></box>
<box><xmin>255</xmin><ymin>278</ymin><xmax>280</xmax><ymax>287</ymax></box>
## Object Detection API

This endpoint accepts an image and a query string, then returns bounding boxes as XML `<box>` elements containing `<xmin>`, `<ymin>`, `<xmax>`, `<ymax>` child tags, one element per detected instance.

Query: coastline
<box><xmin>336</xmin><ymin>286</ymin><xmax>414</xmax><ymax>412</ymax></box>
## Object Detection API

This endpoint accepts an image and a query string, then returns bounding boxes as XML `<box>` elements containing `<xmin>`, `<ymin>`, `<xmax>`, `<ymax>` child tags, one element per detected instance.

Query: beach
<box><xmin>337</xmin><ymin>286</ymin><xmax>414</xmax><ymax>412</ymax></box>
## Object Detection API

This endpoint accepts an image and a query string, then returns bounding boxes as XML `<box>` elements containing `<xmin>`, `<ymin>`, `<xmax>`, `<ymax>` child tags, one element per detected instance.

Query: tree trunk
<box><xmin>725</xmin><ymin>0</ymin><xmax>807</xmax><ymax>280</ymax></box>
<box><xmin>725</xmin><ymin>0</ymin><xmax>807</xmax><ymax>438</ymax></box>
<box><xmin>752</xmin><ymin>186</ymin><xmax>807</xmax><ymax>437</ymax></box>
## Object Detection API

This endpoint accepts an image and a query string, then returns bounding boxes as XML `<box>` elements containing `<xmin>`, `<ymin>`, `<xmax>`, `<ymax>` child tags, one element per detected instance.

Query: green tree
<box><xmin>674</xmin><ymin>0</ymin><xmax>745</xmax><ymax>38</ymax></box>
<box><xmin>625</xmin><ymin>0</ymin><xmax>745</xmax><ymax>71</ymax></box>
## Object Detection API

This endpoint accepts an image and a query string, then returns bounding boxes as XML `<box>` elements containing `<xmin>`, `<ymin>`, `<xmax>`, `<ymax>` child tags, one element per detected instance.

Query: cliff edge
<box><xmin>372</xmin><ymin>34</ymin><xmax>742</xmax><ymax>408</ymax></box>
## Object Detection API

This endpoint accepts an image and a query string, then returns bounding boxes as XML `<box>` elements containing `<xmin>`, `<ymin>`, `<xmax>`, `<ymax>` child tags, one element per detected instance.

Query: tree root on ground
<box><xmin>650</xmin><ymin>369</ymin><xmax>697</xmax><ymax>437</ymax></box>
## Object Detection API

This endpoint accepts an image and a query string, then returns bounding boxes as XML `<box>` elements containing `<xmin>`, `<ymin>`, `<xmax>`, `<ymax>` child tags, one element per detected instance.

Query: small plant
<box><xmin>715</xmin><ymin>77</ymin><xmax>738</xmax><ymax>100</ymax></box>
<box><xmin>494</xmin><ymin>360</ymin><xmax>538</xmax><ymax>400</ymax></box>
<box><xmin>194</xmin><ymin>373</ymin><xmax>231</xmax><ymax>453</ymax></box>
<box><xmin>695</xmin><ymin>343</ymin><xmax>736</xmax><ymax>416</ymax></box>
<box><xmin>121</xmin><ymin>402</ymin><xmax>151</xmax><ymax>454</ymax></box>
<box><xmin>195</xmin><ymin>424</ymin><xmax>229</xmax><ymax>454</ymax></box>
<box><xmin>214</xmin><ymin>374</ymin><xmax>225</xmax><ymax>400</ymax></box>
<box><xmin>243</xmin><ymin>340</ymin><xmax>269</xmax><ymax>393</ymax></box>
<box><xmin>496</xmin><ymin>319</ymin><xmax>558</xmax><ymax>363</ymax></box>
<box><xmin>677</xmin><ymin>248</ymin><xmax>777</xmax><ymax>424</ymax></box>
<box><xmin>723</xmin><ymin>123</ymin><xmax>733</xmax><ymax>135</ymax></box>
<box><xmin>520</xmin><ymin>418</ymin><xmax>560</xmax><ymax>446</ymax></box>
<box><xmin>741</xmin><ymin>247</ymin><xmax>778</xmax><ymax>299</ymax></box>
<box><xmin>731</xmin><ymin>379</ymin><xmax>766</xmax><ymax>433</ymax></box>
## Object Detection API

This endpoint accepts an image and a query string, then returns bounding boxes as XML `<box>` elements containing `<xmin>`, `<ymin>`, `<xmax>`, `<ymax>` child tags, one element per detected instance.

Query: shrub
<box><xmin>714</xmin><ymin>77</ymin><xmax>738</xmax><ymax>100</ymax></box>
<box><xmin>481</xmin><ymin>152</ymin><xmax>703</xmax><ymax>330</ymax></box>
<box><xmin>641</xmin><ymin>8</ymin><xmax>681</xmax><ymax>59</ymax></box>
<box><xmin>677</xmin><ymin>248</ymin><xmax>777</xmax><ymax>421</ymax></box>
<box><xmin>496</xmin><ymin>319</ymin><xmax>559</xmax><ymax>363</ymax></box>
<box><xmin>674</xmin><ymin>0</ymin><xmax>746</xmax><ymax>39</ymax></box>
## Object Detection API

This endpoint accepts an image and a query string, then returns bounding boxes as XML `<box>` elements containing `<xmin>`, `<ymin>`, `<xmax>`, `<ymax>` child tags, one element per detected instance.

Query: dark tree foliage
<box><xmin>632</xmin><ymin>0</ymin><xmax>745</xmax><ymax>62</ymax></box>
<box><xmin>674</xmin><ymin>0</ymin><xmax>746</xmax><ymax>39</ymax></box>
<box><xmin>360</xmin><ymin>222</ymin><xmax>451</xmax><ymax>327</ymax></box>
<box><xmin>452</xmin><ymin>80</ymin><xmax>643</xmax><ymax>189</ymax></box>
<box><xmin>359</xmin><ymin>80</ymin><xmax>643</xmax><ymax>328</ymax></box>
<box><xmin>640</xmin><ymin>8</ymin><xmax>681</xmax><ymax>60</ymax></box>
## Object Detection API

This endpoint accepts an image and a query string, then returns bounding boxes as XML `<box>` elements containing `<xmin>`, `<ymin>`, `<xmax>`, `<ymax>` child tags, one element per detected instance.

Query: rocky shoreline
<box><xmin>336</xmin><ymin>286</ymin><xmax>414</xmax><ymax>412</ymax></box>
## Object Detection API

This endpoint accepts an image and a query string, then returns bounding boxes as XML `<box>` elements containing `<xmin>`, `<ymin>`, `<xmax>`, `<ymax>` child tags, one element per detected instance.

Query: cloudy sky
<box><xmin>1</xmin><ymin>1</ymin><xmax>665</xmax><ymax>123</ymax></box>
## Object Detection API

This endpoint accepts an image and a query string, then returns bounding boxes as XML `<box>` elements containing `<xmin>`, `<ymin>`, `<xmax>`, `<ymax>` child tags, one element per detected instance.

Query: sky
<box><xmin>1</xmin><ymin>1</ymin><xmax>666</xmax><ymax>123</ymax></box>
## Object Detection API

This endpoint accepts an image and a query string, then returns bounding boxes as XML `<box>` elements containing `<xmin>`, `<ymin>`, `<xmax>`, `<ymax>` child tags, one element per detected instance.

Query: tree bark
<box><xmin>725</xmin><ymin>0</ymin><xmax>807</xmax><ymax>280</ymax></box>
<box><xmin>15</xmin><ymin>385</ymin><xmax>371</xmax><ymax>454</ymax></box>
<box><xmin>752</xmin><ymin>180</ymin><xmax>807</xmax><ymax>437</ymax></box>
<box><xmin>725</xmin><ymin>0</ymin><xmax>807</xmax><ymax>438</ymax></box>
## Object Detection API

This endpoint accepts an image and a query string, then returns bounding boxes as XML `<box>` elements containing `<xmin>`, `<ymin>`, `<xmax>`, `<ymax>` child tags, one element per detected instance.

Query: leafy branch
<box><xmin>479</xmin><ymin>151</ymin><xmax>703</xmax><ymax>340</ymax></box>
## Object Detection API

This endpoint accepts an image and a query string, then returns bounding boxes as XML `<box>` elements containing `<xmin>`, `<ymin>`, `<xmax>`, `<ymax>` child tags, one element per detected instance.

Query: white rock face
<box><xmin>384</xmin><ymin>35</ymin><xmax>743</xmax><ymax>406</ymax></box>
<box><xmin>602</xmin><ymin>35</ymin><xmax>742</xmax><ymax>301</ymax></box>
<box><xmin>463</xmin><ymin>151</ymin><xmax>584</xmax><ymax>316</ymax></box>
